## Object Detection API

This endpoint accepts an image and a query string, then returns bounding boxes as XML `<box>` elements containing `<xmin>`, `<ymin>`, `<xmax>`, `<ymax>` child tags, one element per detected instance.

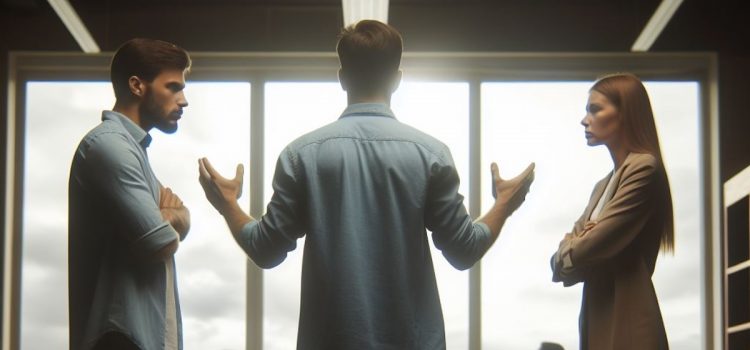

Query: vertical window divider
<box><xmin>2</xmin><ymin>53</ymin><xmax>23</xmax><ymax>350</ymax></box>
<box><xmin>468</xmin><ymin>78</ymin><xmax>482</xmax><ymax>350</ymax></box>
<box><xmin>248</xmin><ymin>78</ymin><xmax>265</xmax><ymax>350</ymax></box>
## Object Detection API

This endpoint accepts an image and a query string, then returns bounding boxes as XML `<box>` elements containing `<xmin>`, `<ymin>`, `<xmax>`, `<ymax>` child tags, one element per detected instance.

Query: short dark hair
<box><xmin>336</xmin><ymin>20</ymin><xmax>403</xmax><ymax>93</ymax></box>
<box><xmin>110</xmin><ymin>38</ymin><xmax>191</xmax><ymax>100</ymax></box>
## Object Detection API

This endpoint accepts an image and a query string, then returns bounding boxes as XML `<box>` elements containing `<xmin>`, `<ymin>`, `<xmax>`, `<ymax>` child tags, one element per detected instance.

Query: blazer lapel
<box><xmin>602</xmin><ymin>152</ymin><xmax>636</xmax><ymax>204</ymax></box>
<box><xmin>582</xmin><ymin>171</ymin><xmax>613</xmax><ymax>223</ymax></box>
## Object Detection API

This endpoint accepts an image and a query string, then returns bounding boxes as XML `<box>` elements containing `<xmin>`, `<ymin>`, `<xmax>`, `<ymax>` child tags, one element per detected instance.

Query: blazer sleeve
<box><xmin>551</xmin><ymin>183</ymin><xmax>600</xmax><ymax>286</ymax></box>
<box><xmin>553</xmin><ymin>154</ymin><xmax>660</xmax><ymax>286</ymax></box>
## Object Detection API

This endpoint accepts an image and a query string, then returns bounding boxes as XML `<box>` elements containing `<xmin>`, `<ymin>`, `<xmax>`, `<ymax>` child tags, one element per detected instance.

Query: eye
<box><xmin>167</xmin><ymin>82</ymin><xmax>184</xmax><ymax>93</ymax></box>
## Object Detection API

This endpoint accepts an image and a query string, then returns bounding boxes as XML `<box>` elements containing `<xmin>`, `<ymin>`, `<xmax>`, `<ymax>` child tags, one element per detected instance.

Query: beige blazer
<box><xmin>552</xmin><ymin>152</ymin><xmax>671</xmax><ymax>350</ymax></box>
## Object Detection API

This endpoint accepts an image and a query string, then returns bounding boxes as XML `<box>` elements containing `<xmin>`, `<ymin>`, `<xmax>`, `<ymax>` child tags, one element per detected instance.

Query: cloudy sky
<box><xmin>21</xmin><ymin>80</ymin><xmax>700</xmax><ymax>349</ymax></box>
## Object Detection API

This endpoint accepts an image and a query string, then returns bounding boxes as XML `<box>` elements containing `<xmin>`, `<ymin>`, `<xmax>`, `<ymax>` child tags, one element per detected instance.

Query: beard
<box><xmin>139</xmin><ymin>91</ymin><xmax>179</xmax><ymax>134</ymax></box>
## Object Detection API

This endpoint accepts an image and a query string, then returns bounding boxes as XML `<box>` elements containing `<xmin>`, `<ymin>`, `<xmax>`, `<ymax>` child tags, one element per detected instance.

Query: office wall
<box><xmin>0</xmin><ymin>0</ymin><xmax>748</xmax><ymax>341</ymax></box>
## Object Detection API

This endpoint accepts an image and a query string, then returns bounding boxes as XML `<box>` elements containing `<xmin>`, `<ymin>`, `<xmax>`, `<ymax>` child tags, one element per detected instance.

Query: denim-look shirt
<box><xmin>69</xmin><ymin>111</ymin><xmax>181</xmax><ymax>350</ymax></box>
<box><xmin>240</xmin><ymin>103</ymin><xmax>492</xmax><ymax>349</ymax></box>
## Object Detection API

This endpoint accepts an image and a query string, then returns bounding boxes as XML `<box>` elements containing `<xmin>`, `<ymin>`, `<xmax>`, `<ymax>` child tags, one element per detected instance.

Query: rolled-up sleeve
<box><xmin>425</xmin><ymin>151</ymin><xmax>492</xmax><ymax>270</ymax></box>
<box><xmin>237</xmin><ymin>148</ymin><xmax>305</xmax><ymax>268</ymax></box>
<box><xmin>83</xmin><ymin>132</ymin><xmax>178</xmax><ymax>259</ymax></box>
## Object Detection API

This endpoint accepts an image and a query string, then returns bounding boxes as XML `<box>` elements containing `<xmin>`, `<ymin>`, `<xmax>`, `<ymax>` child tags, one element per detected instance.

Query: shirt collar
<box><xmin>339</xmin><ymin>103</ymin><xmax>396</xmax><ymax>120</ymax></box>
<box><xmin>102</xmin><ymin>110</ymin><xmax>152</xmax><ymax>148</ymax></box>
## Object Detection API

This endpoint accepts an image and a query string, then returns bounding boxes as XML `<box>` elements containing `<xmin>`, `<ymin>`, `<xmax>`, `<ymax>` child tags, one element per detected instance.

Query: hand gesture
<box><xmin>491</xmin><ymin>162</ymin><xmax>535</xmax><ymax>217</ymax></box>
<box><xmin>198</xmin><ymin>157</ymin><xmax>244</xmax><ymax>214</ymax></box>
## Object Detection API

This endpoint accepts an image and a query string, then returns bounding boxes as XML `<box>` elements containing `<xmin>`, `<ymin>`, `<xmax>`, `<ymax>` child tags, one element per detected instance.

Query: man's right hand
<box><xmin>491</xmin><ymin>162</ymin><xmax>535</xmax><ymax>217</ymax></box>
<box><xmin>198</xmin><ymin>157</ymin><xmax>254</xmax><ymax>239</ymax></box>
<box><xmin>198</xmin><ymin>157</ymin><xmax>244</xmax><ymax>215</ymax></box>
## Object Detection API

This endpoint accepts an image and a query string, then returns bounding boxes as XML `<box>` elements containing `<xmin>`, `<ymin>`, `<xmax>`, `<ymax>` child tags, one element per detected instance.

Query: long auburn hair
<box><xmin>591</xmin><ymin>73</ymin><xmax>675</xmax><ymax>253</ymax></box>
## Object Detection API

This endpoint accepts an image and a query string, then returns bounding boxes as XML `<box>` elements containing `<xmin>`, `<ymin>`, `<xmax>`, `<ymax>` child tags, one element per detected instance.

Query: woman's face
<box><xmin>581</xmin><ymin>90</ymin><xmax>621</xmax><ymax>147</ymax></box>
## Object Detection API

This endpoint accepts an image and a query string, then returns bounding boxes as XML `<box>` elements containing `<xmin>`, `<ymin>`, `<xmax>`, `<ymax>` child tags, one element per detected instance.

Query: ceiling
<box><xmin>0</xmin><ymin>0</ymin><xmax>747</xmax><ymax>54</ymax></box>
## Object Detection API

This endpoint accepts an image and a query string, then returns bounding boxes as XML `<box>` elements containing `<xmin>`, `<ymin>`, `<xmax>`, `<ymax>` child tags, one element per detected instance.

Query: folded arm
<box><xmin>159</xmin><ymin>185</ymin><xmax>191</xmax><ymax>240</ymax></box>
<box><xmin>85</xmin><ymin>133</ymin><xmax>180</xmax><ymax>263</ymax></box>
<box><xmin>552</xmin><ymin>155</ymin><xmax>659</xmax><ymax>285</ymax></box>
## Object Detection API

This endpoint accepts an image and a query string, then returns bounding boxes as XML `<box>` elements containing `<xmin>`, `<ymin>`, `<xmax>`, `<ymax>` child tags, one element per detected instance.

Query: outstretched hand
<box><xmin>198</xmin><ymin>157</ymin><xmax>244</xmax><ymax>215</ymax></box>
<box><xmin>491</xmin><ymin>162</ymin><xmax>535</xmax><ymax>217</ymax></box>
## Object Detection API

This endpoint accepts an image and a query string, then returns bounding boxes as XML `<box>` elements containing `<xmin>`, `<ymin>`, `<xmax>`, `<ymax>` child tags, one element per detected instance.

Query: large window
<box><xmin>480</xmin><ymin>82</ymin><xmax>701</xmax><ymax>349</ymax></box>
<box><xmin>4</xmin><ymin>52</ymin><xmax>717</xmax><ymax>350</ymax></box>
<box><xmin>21</xmin><ymin>82</ymin><xmax>250</xmax><ymax>350</ymax></box>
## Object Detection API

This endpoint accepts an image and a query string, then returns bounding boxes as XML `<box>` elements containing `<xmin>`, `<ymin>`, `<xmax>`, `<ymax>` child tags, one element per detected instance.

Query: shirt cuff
<box><xmin>237</xmin><ymin>220</ymin><xmax>260</xmax><ymax>254</ymax></box>
<box><xmin>474</xmin><ymin>221</ymin><xmax>492</xmax><ymax>243</ymax></box>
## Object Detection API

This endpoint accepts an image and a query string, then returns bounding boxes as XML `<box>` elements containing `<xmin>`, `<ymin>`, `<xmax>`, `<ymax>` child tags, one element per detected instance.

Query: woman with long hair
<box><xmin>551</xmin><ymin>73</ymin><xmax>674</xmax><ymax>350</ymax></box>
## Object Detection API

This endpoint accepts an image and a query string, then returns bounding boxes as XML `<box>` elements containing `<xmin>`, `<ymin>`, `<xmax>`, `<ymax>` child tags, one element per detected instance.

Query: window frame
<box><xmin>3</xmin><ymin>51</ymin><xmax>720</xmax><ymax>350</ymax></box>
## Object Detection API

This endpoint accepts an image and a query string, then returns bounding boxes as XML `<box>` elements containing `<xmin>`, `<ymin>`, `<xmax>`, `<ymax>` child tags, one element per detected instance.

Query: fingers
<box><xmin>159</xmin><ymin>186</ymin><xmax>167</xmax><ymax>207</ymax></box>
<box><xmin>490</xmin><ymin>162</ymin><xmax>500</xmax><ymax>181</ymax></box>
<box><xmin>201</xmin><ymin>157</ymin><xmax>244</xmax><ymax>186</ymax></box>
<box><xmin>170</xmin><ymin>191</ymin><xmax>183</xmax><ymax>207</ymax></box>
<box><xmin>491</xmin><ymin>162</ymin><xmax>535</xmax><ymax>187</ymax></box>
<box><xmin>234</xmin><ymin>164</ymin><xmax>244</xmax><ymax>199</ymax></box>
<box><xmin>160</xmin><ymin>186</ymin><xmax>184</xmax><ymax>208</ymax></box>
<box><xmin>201</xmin><ymin>157</ymin><xmax>223</xmax><ymax>180</ymax></box>
<box><xmin>490</xmin><ymin>162</ymin><xmax>499</xmax><ymax>199</ymax></box>
<box><xmin>198</xmin><ymin>158</ymin><xmax>211</xmax><ymax>182</ymax></box>
<box><xmin>234</xmin><ymin>163</ymin><xmax>244</xmax><ymax>182</ymax></box>
<box><xmin>583</xmin><ymin>221</ymin><xmax>597</xmax><ymax>231</ymax></box>
<box><xmin>520</xmin><ymin>162</ymin><xmax>535</xmax><ymax>183</ymax></box>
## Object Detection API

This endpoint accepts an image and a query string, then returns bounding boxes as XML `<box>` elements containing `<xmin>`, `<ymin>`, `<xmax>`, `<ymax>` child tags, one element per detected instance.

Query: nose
<box><xmin>580</xmin><ymin>114</ymin><xmax>589</xmax><ymax>127</ymax></box>
<box><xmin>177</xmin><ymin>91</ymin><xmax>188</xmax><ymax>108</ymax></box>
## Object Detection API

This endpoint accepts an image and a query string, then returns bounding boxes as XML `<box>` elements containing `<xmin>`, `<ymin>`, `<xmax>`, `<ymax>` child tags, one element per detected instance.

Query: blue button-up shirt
<box><xmin>68</xmin><ymin>111</ymin><xmax>181</xmax><ymax>350</ymax></box>
<box><xmin>240</xmin><ymin>103</ymin><xmax>492</xmax><ymax>349</ymax></box>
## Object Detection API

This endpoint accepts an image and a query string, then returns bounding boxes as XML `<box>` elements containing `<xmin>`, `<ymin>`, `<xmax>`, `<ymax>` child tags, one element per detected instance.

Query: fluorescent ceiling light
<box><xmin>342</xmin><ymin>0</ymin><xmax>389</xmax><ymax>27</ymax></box>
<box><xmin>631</xmin><ymin>0</ymin><xmax>684</xmax><ymax>52</ymax></box>
<box><xmin>47</xmin><ymin>0</ymin><xmax>100</xmax><ymax>53</ymax></box>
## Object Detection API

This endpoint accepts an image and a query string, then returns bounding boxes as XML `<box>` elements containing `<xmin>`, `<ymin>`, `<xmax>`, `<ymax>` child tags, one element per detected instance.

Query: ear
<box><xmin>128</xmin><ymin>76</ymin><xmax>146</xmax><ymax>98</ymax></box>
<box><xmin>338</xmin><ymin>68</ymin><xmax>349</xmax><ymax>91</ymax></box>
<box><xmin>389</xmin><ymin>70</ymin><xmax>402</xmax><ymax>93</ymax></box>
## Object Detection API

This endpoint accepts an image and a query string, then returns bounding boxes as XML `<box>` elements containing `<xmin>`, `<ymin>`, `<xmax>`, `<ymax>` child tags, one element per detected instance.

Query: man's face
<box><xmin>139</xmin><ymin>69</ymin><xmax>188</xmax><ymax>134</ymax></box>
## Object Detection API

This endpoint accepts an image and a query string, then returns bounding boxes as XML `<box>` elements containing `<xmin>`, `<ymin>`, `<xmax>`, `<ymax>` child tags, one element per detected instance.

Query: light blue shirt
<box><xmin>68</xmin><ymin>111</ymin><xmax>182</xmax><ymax>350</ymax></box>
<box><xmin>240</xmin><ymin>103</ymin><xmax>492</xmax><ymax>349</ymax></box>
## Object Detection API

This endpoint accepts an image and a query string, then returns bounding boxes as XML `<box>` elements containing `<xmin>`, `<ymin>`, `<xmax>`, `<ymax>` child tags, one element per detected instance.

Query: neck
<box><xmin>113</xmin><ymin>101</ymin><xmax>150</xmax><ymax>131</ymax></box>
<box><xmin>347</xmin><ymin>91</ymin><xmax>391</xmax><ymax>106</ymax></box>
<box><xmin>607</xmin><ymin>143</ymin><xmax>630</xmax><ymax>170</ymax></box>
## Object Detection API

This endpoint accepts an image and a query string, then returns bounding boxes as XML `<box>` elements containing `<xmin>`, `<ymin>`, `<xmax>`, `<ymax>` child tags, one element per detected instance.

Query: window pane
<box><xmin>392</xmin><ymin>82</ymin><xmax>470</xmax><ymax>349</ymax></box>
<box><xmin>647</xmin><ymin>82</ymin><xmax>702</xmax><ymax>348</ymax></box>
<box><xmin>263</xmin><ymin>82</ymin><xmax>346</xmax><ymax>350</ymax></box>
<box><xmin>149</xmin><ymin>82</ymin><xmax>250</xmax><ymax>350</ymax></box>
<box><xmin>263</xmin><ymin>82</ymin><xmax>470</xmax><ymax>349</ymax></box>
<box><xmin>22</xmin><ymin>81</ymin><xmax>250</xmax><ymax>350</ymax></box>
<box><xmin>479</xmin><ymin>82</ymin><xmax>701</xmax><ymax>349</ymax></box>
<box><xmin>22</xmin><ymin>82</ymin><xmax>114</xmax><ymax>349</ymax></box>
